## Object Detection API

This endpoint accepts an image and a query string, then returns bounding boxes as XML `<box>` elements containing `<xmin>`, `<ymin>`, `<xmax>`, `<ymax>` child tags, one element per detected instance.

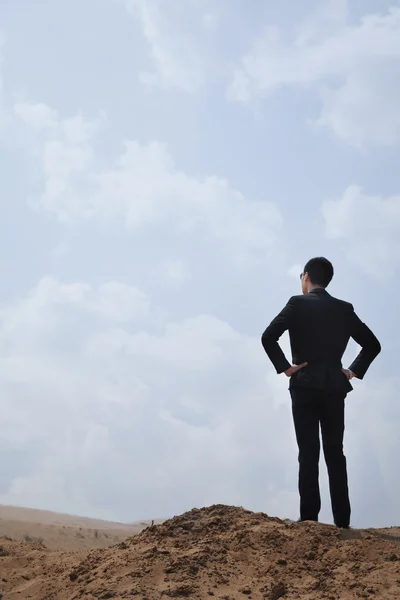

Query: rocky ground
<box><xmin>1</xmin><ymin>505</ymin><xmax>400</xmax><ymax>599</ymax></box>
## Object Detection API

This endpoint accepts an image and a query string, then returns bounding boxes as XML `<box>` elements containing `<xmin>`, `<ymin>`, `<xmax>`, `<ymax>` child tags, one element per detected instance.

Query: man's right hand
<box><xmin>284</xmin><ymin>362</ymin><xmax>308</xmax><ymax>377</ymax></box>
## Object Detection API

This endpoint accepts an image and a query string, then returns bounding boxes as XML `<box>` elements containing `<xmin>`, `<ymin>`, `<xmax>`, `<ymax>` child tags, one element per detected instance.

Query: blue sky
<box><xmin>0</xmin><ymin>0</ymin><xmax>399</xmax><ymax>527</ymax></box>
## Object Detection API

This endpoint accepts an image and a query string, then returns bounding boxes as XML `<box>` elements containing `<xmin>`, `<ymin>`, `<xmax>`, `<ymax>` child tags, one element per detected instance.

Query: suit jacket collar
<box><xmin>309</xmin><ymin>287</ymin><xmax>328</xmax><ymax>294</ymax></box>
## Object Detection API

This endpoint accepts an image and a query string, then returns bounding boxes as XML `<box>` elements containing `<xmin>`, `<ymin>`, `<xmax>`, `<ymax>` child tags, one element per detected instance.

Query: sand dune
<box><xmin>0</xmin><ymin>504</ymin><xmax>164</xmax><ymax>551</ymax></box>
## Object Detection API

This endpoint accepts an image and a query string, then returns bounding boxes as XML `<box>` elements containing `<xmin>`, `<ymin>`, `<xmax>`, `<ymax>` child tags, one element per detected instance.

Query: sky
<box><xmin>0</xmin><ymin>0</ymin><xmax>399</xmax><ymax>528</ymax></box>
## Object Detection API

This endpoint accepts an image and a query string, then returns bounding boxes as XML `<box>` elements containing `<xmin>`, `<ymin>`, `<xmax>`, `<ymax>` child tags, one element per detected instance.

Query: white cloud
<box><xmin>14</xmin><ymin>102</ymin><xmax>103</xmax><ymax>218</ymax></box>
<box><xmin>0</xmin><ymin>36</ymin><xmax>5</xmax><ymax>127</ymax></box>
<box><xmin>322</xmin><ymin>185</ymin><xmax>400</xmax><ymax>277</ymax></box>
<box><xmin>0</xmin><ymin>277</ymin><xmax>150</xmax><ymax>348</ymax></box>
<box><xmin>94</xmin><ymin>282</ymin><xmax>150</xmax><ymax>322</ymax></box>
<box><xmin>346</xmin><ymin>378</ymin><xmax>400</xmax><ymax>527</ymax></box>
<box><xmin>161</xmin><ymin>259</ymin><xmax>191</xmax><ymax>286</ymax></box>
<box><xmin>317</xmin><ymin>67</ymin><xmax>400</xmax><ymax>147</ymax></box>
<box><xmin>0</xmin><ymin>276</ymin><xmax>298</xmax><ymax>521</ymax></box>
<box><xmin>294</xmin><ymin>0</ymin><xmax>349</xmax><ymax>46</ymax></box>
<box><xmin>15</xmin><ymin>102</ymin><xmax>284</xmax><ymax>264</ymax></box>
<box><xmin>229</xmin><ymin>4</ymin><xmax>400</xmax><ymax>146</ymax></box>
<box><xmin>123</xmin><ymin>0</ymin><xmax>218</xmax><ymax>92</ymax></box>
<box><xmin>14</xmin><ymin>102</ymin><xmax>58</xmax><ymax>131</ymax></box>
<box><xmin>125</xmin><ymin>314</ymin><xmax>242</xmax><ymax>371</ymax></box>
<box><xmin>202</xmin><ymin>11</ymin><xmax>219</xmax><ymax>32</ymax></box>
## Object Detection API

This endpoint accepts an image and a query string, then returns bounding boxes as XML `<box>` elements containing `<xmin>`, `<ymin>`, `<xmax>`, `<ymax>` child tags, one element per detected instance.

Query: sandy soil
<box><xmin>1</xmin><ymin>504</ymin><xmax>400</xmax><ymax>599</ymax></box>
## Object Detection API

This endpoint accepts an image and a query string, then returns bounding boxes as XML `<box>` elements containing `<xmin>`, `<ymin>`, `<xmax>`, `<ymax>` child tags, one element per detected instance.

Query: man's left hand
<box><xmin>342</xmin><ymin>368</ymin><xmax>355</xmax><ymax>380</ymax></box>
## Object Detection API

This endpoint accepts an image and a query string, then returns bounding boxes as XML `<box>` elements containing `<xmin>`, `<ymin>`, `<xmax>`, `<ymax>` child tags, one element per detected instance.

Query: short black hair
<box><xmin>303</xmin><ymin>257</ymin><xmax>334</xmax><ymax>287</ymax></box>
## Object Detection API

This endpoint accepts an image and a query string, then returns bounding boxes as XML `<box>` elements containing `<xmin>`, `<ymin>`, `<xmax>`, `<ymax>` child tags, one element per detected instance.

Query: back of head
<box><xmin>303</xmin><ymin>257</ymin><xmax>334</xmax><ymax>288</ymax></box>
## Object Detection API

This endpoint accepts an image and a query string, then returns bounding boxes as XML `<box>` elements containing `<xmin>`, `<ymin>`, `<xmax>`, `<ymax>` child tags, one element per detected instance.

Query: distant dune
<box><xmin>0</xmin><ymin>504</ymin><xmax>164</xmax><ymax>551</ymax></box>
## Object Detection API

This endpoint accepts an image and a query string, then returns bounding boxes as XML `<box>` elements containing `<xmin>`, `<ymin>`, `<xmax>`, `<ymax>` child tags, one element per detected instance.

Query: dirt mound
<box><xmin>1</xmin><ymin>504</ymin><xmax>400</xmax><ymax>599</ymax></box>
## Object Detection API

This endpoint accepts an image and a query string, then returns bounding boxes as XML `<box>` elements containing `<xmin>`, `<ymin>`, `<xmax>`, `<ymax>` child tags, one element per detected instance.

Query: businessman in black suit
<box><xmin>261</xmin><ymin>257</ymin><xmax>381</xmax><ymax>528</ymax></box>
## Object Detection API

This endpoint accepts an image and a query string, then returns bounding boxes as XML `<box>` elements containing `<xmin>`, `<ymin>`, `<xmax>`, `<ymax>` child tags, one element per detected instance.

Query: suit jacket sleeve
<box><xmin>261</xmin><ymin>297</ymin><xmax>295</xmax><ymax>374</ymax></box>
<box><xmin>348</xmin><ymin>309</ymin><xmax>381</xmax><ymax>379</ymax></box>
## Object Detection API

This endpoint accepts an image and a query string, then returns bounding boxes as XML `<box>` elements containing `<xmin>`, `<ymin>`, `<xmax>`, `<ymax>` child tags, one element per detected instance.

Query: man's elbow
<box><xmin>373</xmin><ymin>339</ymin><xmax>382</xmax><ymax>357</ymax></box>
<box><xmin>261</xmin><ymin>330</ymin><xmax>271</xmax><ymax>351</ymax></box>
<box><xmin>367</xmin><ymin>337</ymin><xmax>381</xmax><ymax>360</ymax></box>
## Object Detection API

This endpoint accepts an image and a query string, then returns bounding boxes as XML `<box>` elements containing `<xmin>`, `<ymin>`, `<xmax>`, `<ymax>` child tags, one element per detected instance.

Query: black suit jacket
<box><xmin>261</xmin><ymin>288</ymin><xmax>381</xmax><ymax>393</ymax></box>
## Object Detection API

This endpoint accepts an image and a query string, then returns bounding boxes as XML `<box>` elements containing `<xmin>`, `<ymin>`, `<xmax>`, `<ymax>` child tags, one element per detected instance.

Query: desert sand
<box><xmin>0</xmin><ymin>504</ymin><xmax>163</xmax><ymax>551</ymax></box>
<box><xmin>1</xmin><ymin>504</ymin><xmax>400</xmax><ymax>599</ymax></box>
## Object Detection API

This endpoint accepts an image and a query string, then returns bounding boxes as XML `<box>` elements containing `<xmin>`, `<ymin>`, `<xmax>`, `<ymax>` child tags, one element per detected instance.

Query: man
<box><xmin>261</xmin><ymin>257</ymin><xmax>381</xmax><ymax>529</ymax></box>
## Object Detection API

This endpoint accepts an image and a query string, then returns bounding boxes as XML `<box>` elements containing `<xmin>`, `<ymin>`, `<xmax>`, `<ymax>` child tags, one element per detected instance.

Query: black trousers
<box><xmin>290</xmin><ymin>388</ymin><xmax>351</xmax><ymax>528</ymax></box>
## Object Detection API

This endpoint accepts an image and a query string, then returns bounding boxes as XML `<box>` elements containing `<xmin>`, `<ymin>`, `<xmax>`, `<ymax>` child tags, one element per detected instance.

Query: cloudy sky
<box><xmin>0</xmin><ymin>0</ymin><xmax>398</xmax><ymax>528</ymax></box>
